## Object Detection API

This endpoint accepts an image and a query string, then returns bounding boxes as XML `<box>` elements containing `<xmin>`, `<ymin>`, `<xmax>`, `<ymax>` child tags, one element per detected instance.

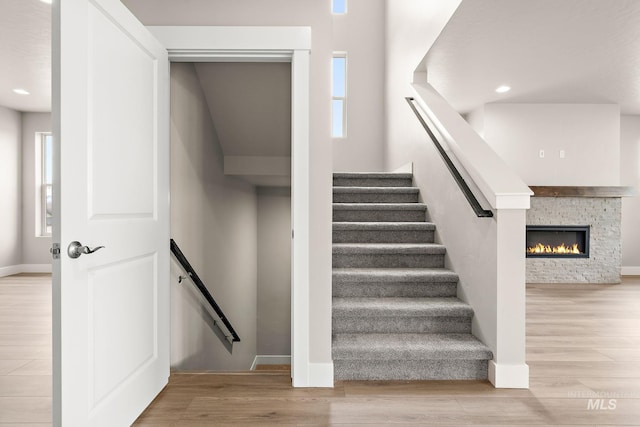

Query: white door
<box><xmin>52</xmin><ymin>0</ymin><xmax>169</xmax><ymax>425</ymax></box>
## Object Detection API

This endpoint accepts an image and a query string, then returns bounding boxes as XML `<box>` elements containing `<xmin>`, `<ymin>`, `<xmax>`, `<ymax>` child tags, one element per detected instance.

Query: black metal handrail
<box><xmin>406</xmin><ymin>97</ymin><xmax>493</xmax><ymax>218</ymax></box>
<box><xmin>170</xmin><ymin>239</ymin><xmax>241</xmax><ymax>342</ymax></box>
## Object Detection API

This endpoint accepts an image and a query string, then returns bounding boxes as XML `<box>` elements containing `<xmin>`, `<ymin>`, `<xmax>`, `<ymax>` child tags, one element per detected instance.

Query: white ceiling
<box><xmin>8</xmin><ymin>0</ymin><xmax>639</xmax><ymax>119</ymax></box>
<box><xmin>422</xmin><ymin>0</ymin><xmax>640</xmax><ymax>115</ymax></box>
<box><xmin>0</xmin><ymin>0</ymin><xmax>51</xmax><ymax>112</ymax></box>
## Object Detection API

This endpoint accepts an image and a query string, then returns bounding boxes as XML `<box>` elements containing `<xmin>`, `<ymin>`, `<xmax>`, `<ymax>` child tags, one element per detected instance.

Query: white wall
<box><xmin>0</xmin><ymin>109</ymin><xmax>52</xmax><ymax>275</ymax></box>
<box><xmin>123</xmin><ymin>0</ymin><xmax>334</xmax><ymax>368</ymax></box>
<box><xmin>0</xmin><ymin>106</ymin><xmax>22</xmax><ymax>272</ymax></box>
<box><xmin>621</xmin><ymin>115</ymin><xmax>640</xmax><ymax>272</ymax></box>
<box><xmin>257</xmin><ymin>187</ymin><xmax>291</xmax><ymax>355</ymax></box>
<box><xmin>464</xmin><ymin>107</ymin><xmax>485</xmax><ymax>138</ymax></box>
<box><xmin>481</xmin><ymin>104</ymin><xmax>621</xmax><ymax>186</ymax></box>
<box><xmin>22</xmin><ymin>112</ymin><xmax>52</xmax><ymax>266</ymax></box>
<box><xmin>332</xmin><ymin>0</ymin><xmax>385</xmax><ymax>172</ymax></box>
<box><xmin>384</xmin><ymin>0</ymin><xmax>462</xmax><ymax>170</ymax></box>
<box><xmin>474</xmin><ymin>105</ymin><xmax>637</xmax><ymax>273</ymax></box>
<box><xmin>170</xmin><ymin>62</ymin><xmax>258</xmax><ymax>371</ymax></box>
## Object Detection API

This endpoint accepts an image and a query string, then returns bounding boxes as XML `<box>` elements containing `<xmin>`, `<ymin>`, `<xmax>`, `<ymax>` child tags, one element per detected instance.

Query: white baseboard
<box><xmin>0</xmin><ymin>265</ymin><xmax>22</xmax><ymax>278</ymax></box>
<box><xmin>307</xmin><ymin>362</ymin><xmax>334</xmax><ymax>388</ymax></box>
<box><xmin>0</xmin><ymin>264</ymin><xmax>52</xmax><ymax>277</ymax></box>
<box><xmin>622</xmin><ymin>266</ymin><xmax>640</xmax><ymax>276</ymax></box>
<box><xmin>488</xmin><ymin>361</ymin><xmax>529</xmax><ymax>389</ymax></box>
<box><xmin>250</xmin><ymin>355</ymin><xmax>291</xmax><ymax>371</ymax></box>
<box><xmin>21</xmin><ymin>264</ymin><xmax>52</xmax><ymax>273</ymax></box>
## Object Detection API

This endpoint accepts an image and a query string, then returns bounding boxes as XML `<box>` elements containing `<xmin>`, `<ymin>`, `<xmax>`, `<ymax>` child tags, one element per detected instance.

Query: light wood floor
<box><xmin>1</xmin><ymin>274</ymin><xmax>639</xmax><ymax>425</ymax></box>
<box><xmin>0</xmin><ymin>273</ymin><xmax>52</xmax><ymax>425</ymax></box>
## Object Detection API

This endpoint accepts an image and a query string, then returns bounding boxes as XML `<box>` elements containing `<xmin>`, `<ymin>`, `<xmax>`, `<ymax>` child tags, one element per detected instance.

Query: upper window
<box><xmin>39</xmin><ymin>133</ymin><xmax>53</xmax><ymax>236</ymax></box>
<box><xmin>332</xmin><ymin>0</ymin><xmax>347</xmax><ymax>14</ymax></box>
<box><xmin>332</xmin><ymin>54</ymin><xmax>347</xmax><ymax>138</ymax></box>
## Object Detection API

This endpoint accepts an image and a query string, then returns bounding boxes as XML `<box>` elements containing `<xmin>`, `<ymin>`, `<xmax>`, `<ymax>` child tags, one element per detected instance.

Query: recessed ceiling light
<box><xmin>495</xmin><ymin>85</ymin><xmax>511</xmax><ymax>94</ymax></box>
<box><xmin>40</xmin><ymin>0</ymin><xmax>53</xmax><ymax>4</ymax></box>
<box><xmin>13</xmin><ymin>88</ymin><xmax>30</xmax><ymax>95</ymax></box>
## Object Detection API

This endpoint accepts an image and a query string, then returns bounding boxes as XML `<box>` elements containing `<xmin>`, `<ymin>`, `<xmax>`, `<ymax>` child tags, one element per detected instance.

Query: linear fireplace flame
<box><xmin>526</xmin><ymin>225</ymin><xmax>590</xmax><ymax>258</ymax></box>
<box><xmin>527</xmin><ymin>242</ymin><xmax>580</xmax><ymax>255</ymax></box>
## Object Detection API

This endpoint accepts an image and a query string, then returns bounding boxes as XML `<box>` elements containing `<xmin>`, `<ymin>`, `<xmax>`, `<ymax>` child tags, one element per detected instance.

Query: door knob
<box><xmin>67</xmin><ymin>241</ymin><xmax>105</xmax><ymax>259</ymax></box>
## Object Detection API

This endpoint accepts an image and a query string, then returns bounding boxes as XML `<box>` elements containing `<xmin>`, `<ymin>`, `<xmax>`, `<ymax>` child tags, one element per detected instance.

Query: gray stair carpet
<box><xmin>332</xmin><ymin>172</ymin><xmax>492</xmax><ymax>380</ymax></box>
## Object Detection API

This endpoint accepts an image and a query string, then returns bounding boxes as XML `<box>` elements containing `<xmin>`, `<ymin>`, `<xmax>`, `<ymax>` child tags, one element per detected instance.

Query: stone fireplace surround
<box><xmin>526</xmin><ymin>186</ymin><xmax>633</xmax><ymax>284</ymax></box>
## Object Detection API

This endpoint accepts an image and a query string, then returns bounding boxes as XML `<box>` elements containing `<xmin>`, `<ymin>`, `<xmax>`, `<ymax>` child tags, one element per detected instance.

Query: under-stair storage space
<box><xmin>332</xmin><ymin>172</ymin><xmax>492</xmax><ymax>380</ymax></box>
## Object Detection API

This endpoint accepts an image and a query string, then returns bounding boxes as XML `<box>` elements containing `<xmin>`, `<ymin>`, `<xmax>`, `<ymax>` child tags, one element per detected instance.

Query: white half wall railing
<box><xmin>408</xmin><ymin>81</ymin><xmax>533</xmax><ymax>388</ymax></box>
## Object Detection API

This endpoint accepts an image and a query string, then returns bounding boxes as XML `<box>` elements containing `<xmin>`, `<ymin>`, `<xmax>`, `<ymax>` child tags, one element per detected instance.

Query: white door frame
<box><xmin>148</xmin><ymin>26</ymin><xmax>317</xmax><ymax>387</ymax></box>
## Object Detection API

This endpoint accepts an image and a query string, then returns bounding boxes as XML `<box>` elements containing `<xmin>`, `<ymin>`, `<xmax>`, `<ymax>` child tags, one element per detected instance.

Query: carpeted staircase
<box><xmin>332</xmin><ymin>172</ymin><xmax>493</xmax><ymax>380</ymax></box>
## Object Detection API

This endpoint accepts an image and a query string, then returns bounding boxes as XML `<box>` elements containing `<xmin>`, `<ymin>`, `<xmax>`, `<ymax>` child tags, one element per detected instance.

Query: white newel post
<box><xmin>490</xmin><ymin>207</ymin><xmax>529</xmax><ymax>388</ymax></box>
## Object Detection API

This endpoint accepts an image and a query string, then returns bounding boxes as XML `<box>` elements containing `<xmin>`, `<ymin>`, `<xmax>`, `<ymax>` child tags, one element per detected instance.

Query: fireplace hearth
<box><xmin>526</xmin><ymin>225</ymin><xmax>590</xmax><ymax>258</ymax></box>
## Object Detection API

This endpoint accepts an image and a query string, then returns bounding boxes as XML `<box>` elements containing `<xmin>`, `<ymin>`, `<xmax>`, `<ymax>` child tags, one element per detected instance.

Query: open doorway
<box><xmin>169</xmin><ymin>62</ymin><xmax>292</xmax><ymax>372</ymax></box>
<box><xmin>147</xmin><ymin>25</ymin><xmax>315</xmax><ymax>388</ymax></box>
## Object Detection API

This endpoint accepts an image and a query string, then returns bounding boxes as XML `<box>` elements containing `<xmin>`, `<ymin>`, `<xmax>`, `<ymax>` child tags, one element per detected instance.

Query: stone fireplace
<box><xmin>526</xmin><ymin>186</ymin><xmax>632</xmax><ymax>284</ymax></box>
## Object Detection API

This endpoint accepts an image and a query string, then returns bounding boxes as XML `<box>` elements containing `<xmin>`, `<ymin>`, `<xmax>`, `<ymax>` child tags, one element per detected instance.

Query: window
<box><xmin>39</xmin><ymin>133</ymin><xmax>53</xmax><ymax>236</ymax></box>
<box><xmin>332</xmin><ymin>54</ymin><xmax>347</xmax><ymax>138</ymax></box>
<box><xmin>332</xmin><ymin>0</ymin><xmax>347</xmax><ymax>14</ymax></box>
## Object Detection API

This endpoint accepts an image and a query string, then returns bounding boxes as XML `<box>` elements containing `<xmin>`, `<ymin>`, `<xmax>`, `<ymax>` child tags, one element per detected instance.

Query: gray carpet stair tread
<box><xmin>333</xmin><ymin>297</ymin><xmax>473</xmax><ymax>317</ymax></box>
<box><xmin>333</xmin><ymin>333</ymin><xmax>493</xmax><ymax>360</ymax></box>
<box><xmin>333</xmin><ymin>203</ymin><xmax>427</xmax><ymax>211</ymax></box>
<box><xmin>333</xmin><ymin>243</ymin><xmax>445</xmax><ymax>254</ymax></box>
<box><xmin>333</xmin><ymin>222</ymin><xmax>435</xmax><ymax>231</ymax></box>
<box><xmin>331</xmin><ymin>171</ymin><xmax>491</xmax><ymax>380</ymax></box>
<box><xmin>334</xmin><ymin>172</ymin><xmax>413</xmax><ymax>179</ymax></box>
<box><xmin>333</xmin><ymin>267</ymin><xmax>458</xmax><ymax>283</ymax></box>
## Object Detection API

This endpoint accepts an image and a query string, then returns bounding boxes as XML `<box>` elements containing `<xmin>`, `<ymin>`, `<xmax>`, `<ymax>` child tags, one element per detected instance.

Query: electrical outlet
<box><xmin>539</xmin><ymin>149</ymin><xmax>545</xmax><ymax>158</ymax></box>
<box><xmin>559</xmin><ymin>149</ymin><xmax>566</xmax><ymax>159</ymax></box>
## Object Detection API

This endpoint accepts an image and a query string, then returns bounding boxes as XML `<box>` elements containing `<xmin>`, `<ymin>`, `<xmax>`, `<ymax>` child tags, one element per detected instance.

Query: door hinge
<box><xmin>50</xmin><ymin>243</ymin><xmax>60</xmax><ymax>260</ymax></box>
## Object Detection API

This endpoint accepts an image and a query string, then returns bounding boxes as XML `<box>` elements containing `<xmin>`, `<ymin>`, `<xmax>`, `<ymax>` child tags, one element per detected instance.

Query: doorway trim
<box><xmin>148</xmin><ymin>26</ymin><xmax>319</xmax><ymax>387</ymax></box>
